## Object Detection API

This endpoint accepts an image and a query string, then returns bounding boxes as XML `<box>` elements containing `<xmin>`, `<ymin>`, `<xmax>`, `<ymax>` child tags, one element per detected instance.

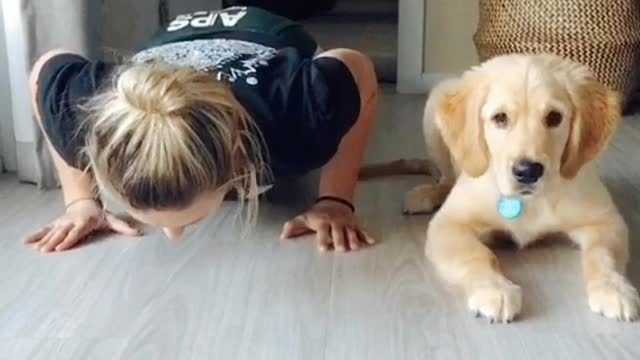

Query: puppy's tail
<box><xmin>358</xmin><ymin>159</ymin><xmax>440</xmax><ymax>180</ymax></box>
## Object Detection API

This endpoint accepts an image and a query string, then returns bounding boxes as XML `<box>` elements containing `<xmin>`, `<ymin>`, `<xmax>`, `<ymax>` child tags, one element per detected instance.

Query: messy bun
<box><xmin>82</xmin><ymin>62</ymin><xmax>269</xmax><ymax>227</ymax></box>
<box><xmin>116</xmin><ymin>64</ymin><xmax>192</xmax><ymax>115</ymax></box>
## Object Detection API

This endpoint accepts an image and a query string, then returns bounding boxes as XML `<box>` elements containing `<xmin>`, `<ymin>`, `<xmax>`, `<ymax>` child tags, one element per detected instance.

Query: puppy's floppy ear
<box><xmin>435</xmin><ymin>75</ymin><xmax>489</xmax><ymax>177</ymax></box>
<box><xmin>557</xmin><ymin>59</ymin><xmax>622</xmax><ymax>179</ymax></box>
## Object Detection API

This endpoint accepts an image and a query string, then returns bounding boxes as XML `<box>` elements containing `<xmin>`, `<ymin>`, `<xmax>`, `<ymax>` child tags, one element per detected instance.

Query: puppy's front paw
<box><xmin>588</xmin><ymin>273</ymin><xmax>640</xmax><ymax>321</ymax></box>
<box><xmin>467</xmin><ymin>278</ymin><xmax>522</xmax><ymax>323</ymax></box>
<box><xmin>403</xmin><ymin>183</ymin><xmax>450</xmax><ymax>215</ymax></box>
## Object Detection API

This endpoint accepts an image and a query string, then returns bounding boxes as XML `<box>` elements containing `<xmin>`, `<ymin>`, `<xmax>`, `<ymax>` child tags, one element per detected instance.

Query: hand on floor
<box><xmin>280</xmin><ymin>200</ymin><xmax>375</xmax><ymax>253</ymax></box>
<box><xmin>26</xmin><ymin>199</ymin><xmax>142</xmax><ymax>253</ymax></box>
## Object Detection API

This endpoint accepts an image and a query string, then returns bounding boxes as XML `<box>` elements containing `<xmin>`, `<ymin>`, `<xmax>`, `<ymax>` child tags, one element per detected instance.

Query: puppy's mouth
<box><xmin>501</xmin><ymin>180</ymin><xmax>542</xmax><ymax>198</ymax></box>
<box><xmin>514</xmin><ymin>183</ymin><xmax>540</xmax><ymax>198</ymax></box>
<box><xmin>519</xmin><ymin>188</ymin><xmax>535</xmax><ymax>197</ymax></box>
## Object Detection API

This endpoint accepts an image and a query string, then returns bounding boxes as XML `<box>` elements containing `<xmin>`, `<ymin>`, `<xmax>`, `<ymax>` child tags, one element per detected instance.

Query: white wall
<box><xmin>423</xmin><ymin>0</ymin><xmax>479</xmax><ymax>74</ymax></box>
<box><xmin>0</xmin><ymin>1</ymin><xmax>16</xmax><ymax>172</ymax></box>
<box><xmin>2</xmin><ymin>0</ymin><xmax>34</xmax><ymax>162</ymax></box>
<box><xmin>398</xmin><ymin>0</ymin><xmax>479</xmax><ymax>93</ymax></box>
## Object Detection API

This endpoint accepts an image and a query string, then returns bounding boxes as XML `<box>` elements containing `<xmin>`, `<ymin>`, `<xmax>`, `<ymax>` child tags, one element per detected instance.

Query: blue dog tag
<box><xmin>498</xmin><ymin>197</ymin><xmax>524</xmax><ymax>220</ymax></box>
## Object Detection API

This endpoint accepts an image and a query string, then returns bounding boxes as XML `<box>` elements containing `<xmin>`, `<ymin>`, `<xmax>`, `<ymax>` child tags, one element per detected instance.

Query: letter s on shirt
<box><xmin>167</xmin><ymin>14</ymin><xmax>192</xmax><ymax>32</ymax></box>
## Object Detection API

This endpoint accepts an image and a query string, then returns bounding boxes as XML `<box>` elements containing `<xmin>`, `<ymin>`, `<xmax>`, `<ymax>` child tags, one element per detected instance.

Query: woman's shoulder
<box><xmin>31</xmin><ymin>51</ymin><xmax>117</xmax><ymax>168</ymax></box>
<box><xmin>31</xmin><ymin>51</ymin><xmax>86</xmax><ymax>95</ymax></box>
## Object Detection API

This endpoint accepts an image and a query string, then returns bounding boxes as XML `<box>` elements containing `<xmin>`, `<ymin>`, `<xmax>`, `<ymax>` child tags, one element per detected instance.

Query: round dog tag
<box><xmin>498</xmin><ymin>197</ymin><xmax>524</xmax><ymax>220</ymax></box>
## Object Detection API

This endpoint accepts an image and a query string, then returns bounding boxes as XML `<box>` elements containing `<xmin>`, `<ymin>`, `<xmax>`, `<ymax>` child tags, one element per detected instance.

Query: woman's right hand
<box><xmin>26</xmin><ymin>199</ymin><xmax>142</xmax><ymax>253</ymax></box>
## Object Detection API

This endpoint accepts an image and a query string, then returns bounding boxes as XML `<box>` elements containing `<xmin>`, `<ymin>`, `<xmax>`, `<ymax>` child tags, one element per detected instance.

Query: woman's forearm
<box><xmin>30</xmin><ymin>51</ymin><xmax>97</xmax><ymax>205</ymax></box>
<box><xmin>318</xmin><ymin>89</ymin><xmax>378</xmax><ymax>202</ymax></box>
<box><xmin>43</xmin><ymin>139</ymin><xmax>97</xmax><ymax>205</ymax></box>
<box><xmin>316</xmin><ymin>49</ymin><xmax>379</xmax><ymax>203</ymax></box>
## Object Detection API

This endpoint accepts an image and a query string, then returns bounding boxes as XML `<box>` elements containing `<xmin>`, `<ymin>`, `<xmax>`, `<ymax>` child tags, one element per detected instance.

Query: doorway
<box><xmin>300</xmin><ymin>0</ymin><xmax>398</xmax><ymax>84</ymax></box>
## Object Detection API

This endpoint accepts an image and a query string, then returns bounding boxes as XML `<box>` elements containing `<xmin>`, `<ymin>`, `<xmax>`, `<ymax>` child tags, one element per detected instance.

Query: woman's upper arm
<box><xmin>314</xmin><ymin>48</ymin><xmax>378</xmax><ymax>107</ymax></box>
<box><xmin>28</xmin><ymin>51</ymin><xmax>113</xmax><ymax>168</ymax></box>
<box><xmin>30</xmin><ymin>50</ymin><xmax>80</xmax><ymax>122</ymax></box>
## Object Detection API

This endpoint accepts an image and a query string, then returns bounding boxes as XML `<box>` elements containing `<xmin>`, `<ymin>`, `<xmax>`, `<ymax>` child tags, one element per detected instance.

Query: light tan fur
<box><xmin>405</xmin><ymin>54</ymin><xmax>639</xmax><ymax>322</ymax></box>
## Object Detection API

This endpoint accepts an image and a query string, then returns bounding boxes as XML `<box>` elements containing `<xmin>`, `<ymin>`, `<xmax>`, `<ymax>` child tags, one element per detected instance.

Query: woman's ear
<box><xmin>560</xmin><ymin>76</ymin><xmax>621</xmax><ymax>179</ymax></box>
<box><xmin>435</xmin><ymin>76</ymin><xmax>490</xmax><ymax>177</ymax></box>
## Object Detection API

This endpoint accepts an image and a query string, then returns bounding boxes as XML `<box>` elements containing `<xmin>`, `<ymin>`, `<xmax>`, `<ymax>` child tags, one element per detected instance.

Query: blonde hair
<box><xmin>82</xmin><ymin>62</ymin><xmax>269</xmax><ymax>226</ymax></box>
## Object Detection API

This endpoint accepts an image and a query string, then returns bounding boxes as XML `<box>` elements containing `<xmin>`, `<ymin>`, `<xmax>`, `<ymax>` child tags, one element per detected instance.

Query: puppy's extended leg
<box><xmin>570</xmin><ymin>218</ymin><xmax>640</xmax><ymax>321</ymax></box>
<box><xmin>426</xmin><ymin>219</ymin><xmax>522</xmax><ymax>323</ymax></box>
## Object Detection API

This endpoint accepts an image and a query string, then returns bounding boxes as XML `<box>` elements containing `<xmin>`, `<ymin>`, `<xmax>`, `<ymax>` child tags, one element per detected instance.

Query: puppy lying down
<box><xmin>399</xmin><ymin>53</ymin><xmax>640</xmax><ymax>323</ymax></box>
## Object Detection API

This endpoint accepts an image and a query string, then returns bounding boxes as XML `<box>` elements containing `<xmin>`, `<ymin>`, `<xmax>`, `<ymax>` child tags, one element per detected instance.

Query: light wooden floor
<box><xmin>2</xmin><ymin>89</ymin><xmax>640</xmax><ymax>360</ymax></box>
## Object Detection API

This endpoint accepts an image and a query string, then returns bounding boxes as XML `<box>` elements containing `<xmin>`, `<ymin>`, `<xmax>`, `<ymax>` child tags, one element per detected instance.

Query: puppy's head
<box><xmin>437</xmin><ymin>53</ymin><xmax>621</xmax><ymax>197</ymax></box>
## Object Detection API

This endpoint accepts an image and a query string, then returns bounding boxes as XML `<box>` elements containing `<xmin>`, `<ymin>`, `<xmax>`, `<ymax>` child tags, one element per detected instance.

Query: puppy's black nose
<box><xmin>512</xmin><ymin>159</ymin><xmax>544</xmax><ymax>184</ymax></box>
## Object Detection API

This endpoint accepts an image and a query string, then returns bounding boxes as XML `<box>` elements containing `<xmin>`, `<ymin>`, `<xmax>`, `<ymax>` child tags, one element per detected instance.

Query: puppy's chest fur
<box><xmin>497</xmin><ymin>198</ymin><xmax>561</xmax><ymax>247</ymax></box>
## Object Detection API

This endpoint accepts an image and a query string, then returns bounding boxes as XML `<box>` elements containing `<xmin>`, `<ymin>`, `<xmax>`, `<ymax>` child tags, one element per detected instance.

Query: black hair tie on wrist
<box><xmin>315</xmin><ymin>196</ymin><xmax>355</xmax><ymax>213</ymax></box>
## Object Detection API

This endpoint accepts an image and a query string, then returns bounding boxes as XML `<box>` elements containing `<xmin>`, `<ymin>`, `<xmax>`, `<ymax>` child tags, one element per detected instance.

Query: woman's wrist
<box><xmin>65</xmin><ymin>197</ymin><xmax>101</xmax><ymax>210</ymax></box>
<box><xmin>315</xmin><ymin>196</ymin><xmax>355</xmax><ymax>213</ymax></box>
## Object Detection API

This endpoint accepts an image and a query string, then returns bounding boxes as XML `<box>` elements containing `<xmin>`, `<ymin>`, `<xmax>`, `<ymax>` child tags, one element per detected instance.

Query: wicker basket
<box><xmin>474</xmin><ymin>0</ymin><xmax>640</xmax><ymax>101</ymax></box>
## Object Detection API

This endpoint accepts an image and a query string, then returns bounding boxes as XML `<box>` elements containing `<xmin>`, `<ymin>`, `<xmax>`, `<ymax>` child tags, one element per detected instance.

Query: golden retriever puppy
<box><xmin>405</xmin><ymin>53</ymin><xmax>639</xmax><ymax>323</ymax></box>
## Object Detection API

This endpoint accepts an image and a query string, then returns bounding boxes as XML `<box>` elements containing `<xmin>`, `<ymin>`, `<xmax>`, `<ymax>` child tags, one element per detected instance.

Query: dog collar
<box><xmin>498</xmin><ymin>197</ymin><xmax>524</xmax><ymax>220</ymax></box>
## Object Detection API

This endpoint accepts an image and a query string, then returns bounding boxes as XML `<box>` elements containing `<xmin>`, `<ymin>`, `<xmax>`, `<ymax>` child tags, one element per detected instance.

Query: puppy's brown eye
<box><xmin>545</xmin><ymin>110</ymin><xmax>563</xmax><ymax>128</ymax></box>
<box><xmin>492</xmin><ymin>112</ymin><xmax>508</xmax><ymax>127</ymax></box>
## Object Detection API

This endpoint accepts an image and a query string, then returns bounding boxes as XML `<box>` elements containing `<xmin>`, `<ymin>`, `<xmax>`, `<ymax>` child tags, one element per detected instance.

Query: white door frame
<box><xmin>397</xmin><ymin>0</ymin><xmax>424</xmax><ymax>93</ymax></box>
<box><xmin>397</xmin><ymin>0</ymin><xmax>450</xmax><ymax>94</ymax></box>
<box><xmin>0</xmin><ymin>1</ymin><xmax>16</xmax><ymax>173</ymax></box>
<box><xmin>1</xmin><ymin>0</ymin><xmax>36</xmax><ymax>180</ymax></box>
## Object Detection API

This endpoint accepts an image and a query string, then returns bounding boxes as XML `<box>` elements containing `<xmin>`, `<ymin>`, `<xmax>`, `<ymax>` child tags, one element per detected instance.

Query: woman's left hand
<box><xmin>281</xmin><ymin>200</ymin><xmax>375</xmax><ymax>252</ymax></box>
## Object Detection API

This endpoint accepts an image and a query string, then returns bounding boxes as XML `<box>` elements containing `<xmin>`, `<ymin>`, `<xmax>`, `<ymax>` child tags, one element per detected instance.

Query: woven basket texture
<box><xmin>474</xmin><ymin>0</ymin><xmax>640</xmax><ymax>98</ymax></box>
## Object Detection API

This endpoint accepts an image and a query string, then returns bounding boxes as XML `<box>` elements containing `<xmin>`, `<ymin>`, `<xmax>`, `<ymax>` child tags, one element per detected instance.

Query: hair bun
<box><xmin>117</xmin><ymin>63</ymin><xmax>192</xmax><ymax>116</ymax></box>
